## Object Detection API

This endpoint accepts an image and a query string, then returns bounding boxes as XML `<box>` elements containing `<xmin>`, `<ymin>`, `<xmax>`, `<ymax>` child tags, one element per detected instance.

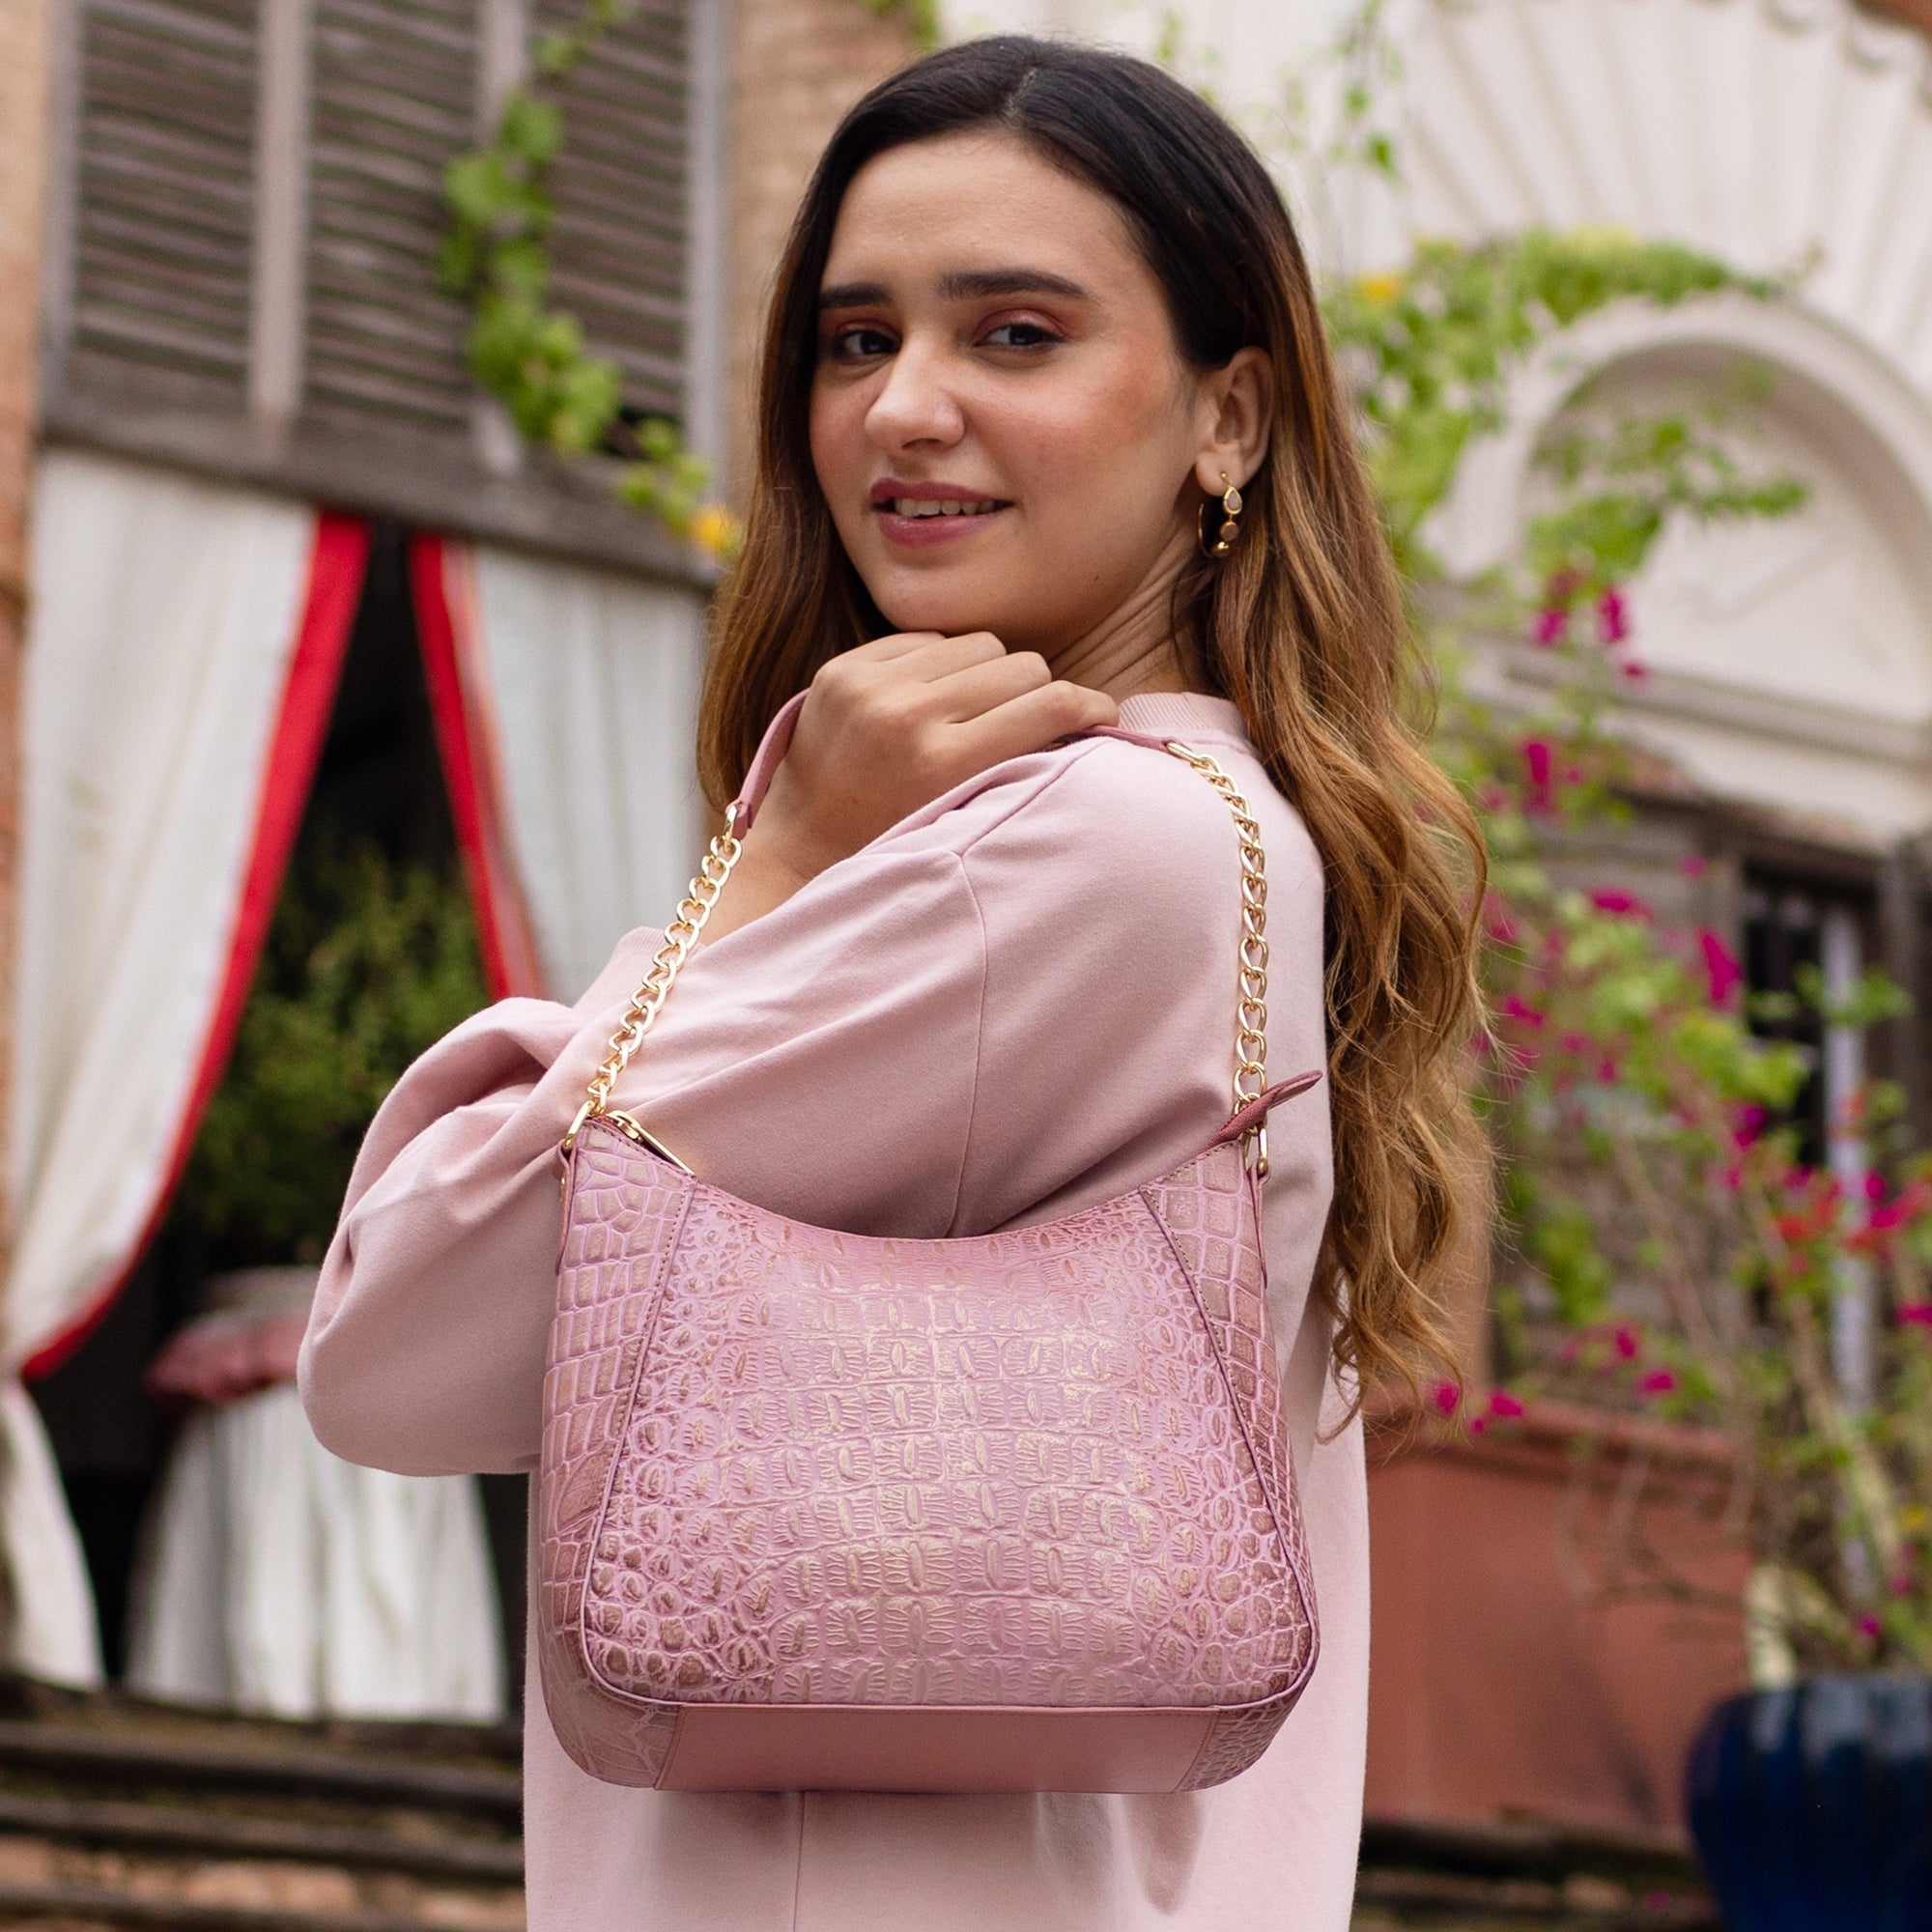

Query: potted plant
<box><xmin>1479</xmin><ymin>834</ymin><xmax>1932</xmax><ymax>1929</ymax></box>
<box><xmin>1324</xmin><ymin>231</ymin><xmax>1932</xmax><ymax>1913</ymax></box>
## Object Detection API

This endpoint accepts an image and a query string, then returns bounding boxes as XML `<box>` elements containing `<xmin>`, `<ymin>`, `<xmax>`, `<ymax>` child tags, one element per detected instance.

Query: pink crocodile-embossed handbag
<box><xmin>538</xmin><ymin>695</ymin><xmax>1322</xmax><ymax>1794</ymax></box>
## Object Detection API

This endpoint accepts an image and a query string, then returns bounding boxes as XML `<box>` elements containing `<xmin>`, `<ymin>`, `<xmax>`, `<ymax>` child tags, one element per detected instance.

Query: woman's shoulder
<box><xmin>903</xmin><ymin>730</ymin><xmax>1321</xmax><ymax>911</ymax></box>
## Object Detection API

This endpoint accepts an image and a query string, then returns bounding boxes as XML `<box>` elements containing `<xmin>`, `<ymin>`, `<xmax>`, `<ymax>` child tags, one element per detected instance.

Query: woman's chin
<box><xmin>853</xmin><ymin>547</ymin><xmax>1019</xmax><ymax>638</ymax></box>
<box><xmin>872</xmin><ymin>587</ymin><xmax>1028</xmax><ymax>644</ymax></box>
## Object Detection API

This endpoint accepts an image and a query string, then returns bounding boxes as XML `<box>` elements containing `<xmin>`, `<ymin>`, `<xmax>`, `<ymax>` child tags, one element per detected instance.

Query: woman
<box><xmin>301</xmin><ymin>36</ymin><xmax>1482</xmax><ymax>1932</ymax></box>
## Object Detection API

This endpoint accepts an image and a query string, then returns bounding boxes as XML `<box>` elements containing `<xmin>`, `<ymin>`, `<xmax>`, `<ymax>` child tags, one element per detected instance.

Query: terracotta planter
<box><xmin>1366</xmin><ymin>1400</ymin><xmax>1748</xmax><ymax>1838</ymax></box>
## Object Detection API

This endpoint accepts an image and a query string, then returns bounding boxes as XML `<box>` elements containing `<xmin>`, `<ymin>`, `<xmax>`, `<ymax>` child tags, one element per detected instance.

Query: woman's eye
<box><xmin>981</xmin><ymin>321</ymin><xmax>1059</xmax><ymax>350</ymax></box>
<box><xmin>827</xmin><ymin>325</ymin><xmax>896</xmax><ymax>360</ymax></box>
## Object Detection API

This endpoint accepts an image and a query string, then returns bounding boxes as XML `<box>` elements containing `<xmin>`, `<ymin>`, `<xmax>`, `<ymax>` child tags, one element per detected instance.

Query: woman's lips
<box><xmin>872</xmin><ymin>498</ymin><xmax>1011</xmax><ymax>548</ymax></box>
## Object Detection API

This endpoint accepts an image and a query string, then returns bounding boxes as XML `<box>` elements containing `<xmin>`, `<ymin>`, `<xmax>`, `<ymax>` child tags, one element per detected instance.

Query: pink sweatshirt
<box><xmin>300</xmin><ymin>692</ymin><xmax>1367</xmax><ymax>1931</ymax></box>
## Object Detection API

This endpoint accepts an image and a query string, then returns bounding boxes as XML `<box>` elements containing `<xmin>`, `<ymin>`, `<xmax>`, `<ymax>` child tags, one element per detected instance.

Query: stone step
<box><xmin>0</xmin><ymin>1792</ymin><xmax>522</xmax><ymax>1884</ymax></box>
<box><xmin>1354</xmin><ymin>1815</ymin><xmax>1718</xmax><ymax>1931</ymax></box>
<box><xmin>0</xmin><ymin>1681</ymin><xmax>524</xmax><ymax>1930</ymax></box>
<box><xmin>0</xmin><ymin>1723</ymin><xmax>522</xmax><ymax>1821</ymax></box>
<box><xmin>0</xmin><ymin>1873</ymin><xmax>506</xmax><ymax>1932</ymax></box>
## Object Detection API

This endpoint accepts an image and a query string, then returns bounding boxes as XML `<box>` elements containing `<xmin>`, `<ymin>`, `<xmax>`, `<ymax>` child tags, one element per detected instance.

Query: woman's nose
<box><xmin>865</xmin><ymin>341</ymin><xmax>965</xmax><ymax>453</ymax></box>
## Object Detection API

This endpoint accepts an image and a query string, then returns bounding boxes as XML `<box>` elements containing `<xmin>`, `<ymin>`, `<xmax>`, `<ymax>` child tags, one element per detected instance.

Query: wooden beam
<box><xmin>248</xmin><ymin>0</ymin><xmax>314</xmax><ymax>424</ymax></box>
<box><xmin>471</xmin><ymin>0</ymin><xmax>528</xmax><ymax>475</ymax></box>
<box><xmin>0</xmin><ymin>0</ymin><xmax>49</xmax><ymax>1313</ymax></box>
<box><xmin>685</xmin><ymin>0</ymin><xmax>730</xmax><ymax>493</ymax></box>
<box><xmin>33</xmin><ymin>0</ymin><xmax>76</xmax><ymax>405</ymax></box>
<box><xmin>44</xmin><ymin>367</ymin><xmax>717</xmax><ymax>589</ymax></box>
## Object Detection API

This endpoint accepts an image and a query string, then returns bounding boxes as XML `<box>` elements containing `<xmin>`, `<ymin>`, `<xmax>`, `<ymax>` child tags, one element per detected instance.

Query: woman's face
<box><xmin>809</xmin><ymin>130</ymin><xmax>1248</xmax><ymax>661</ymax></box>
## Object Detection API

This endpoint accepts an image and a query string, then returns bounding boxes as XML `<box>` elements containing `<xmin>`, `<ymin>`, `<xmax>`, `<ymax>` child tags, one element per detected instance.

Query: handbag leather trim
<box><xmin>1138</xmin><ymin>1172</ymin><xmax>1316</xmax><ymax>1678</ymax></box>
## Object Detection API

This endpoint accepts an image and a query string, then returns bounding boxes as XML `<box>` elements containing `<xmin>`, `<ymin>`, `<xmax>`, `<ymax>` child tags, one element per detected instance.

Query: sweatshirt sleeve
<box><xmin>301</xmin><ymin>732</ymin><xmax>1331</xmax><ymax>1483</ymax></box>
<box><xmin>300</xmin><ymin>845</ymin><xmax>988</xmax><ymax>1476</ymax></box>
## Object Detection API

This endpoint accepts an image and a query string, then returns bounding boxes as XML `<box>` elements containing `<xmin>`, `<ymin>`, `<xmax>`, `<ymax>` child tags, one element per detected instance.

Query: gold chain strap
<box><xmin>562</xmin><ymin>744</ymin><xmax>1268</xmax><ymax>1163</ymax></box>
<box><xmin>562</xmin><ymin>802</ymin><xmax>745</xmax><ymax>1155</ymax></box>
<box><xmin>1163</xmin><ymin>745</ymin><xmax>1270</xmax><ymax>1161</ymax></box>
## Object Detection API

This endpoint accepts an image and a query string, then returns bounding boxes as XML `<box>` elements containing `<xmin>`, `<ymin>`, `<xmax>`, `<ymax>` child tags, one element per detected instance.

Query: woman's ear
<box><xmin>1192</xmin><ymin>348</ymin><xmax>1273</xmax><ymax>497</ymax></box>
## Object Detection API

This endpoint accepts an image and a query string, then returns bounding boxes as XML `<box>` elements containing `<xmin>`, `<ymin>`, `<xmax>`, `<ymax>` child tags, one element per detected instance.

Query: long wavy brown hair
<box><xmin>698</xmin><ymin>37</ymin><xmax>1487</xmax><ymax>1401</ymax></box>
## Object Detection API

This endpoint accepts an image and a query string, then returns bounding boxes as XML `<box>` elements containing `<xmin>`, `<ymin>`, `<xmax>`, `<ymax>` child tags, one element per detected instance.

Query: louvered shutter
<box><xmin>540</xmin><ymin>0</ymin><xmax>688</xmax><ymax>422</ymax></box>
<box><xmin>65</xmin><ymin>0</ymin><xmax>257</xmax><ymax>409</ymax></box>
<box><xmin>45</xmin><ymin>0</ymin><xmax>698</xmax><ymax>575</ymax></box>
<box><xmin>305</xmin><ymin>0</ymin><xmax>476</xmax><ymax>434</ymax></box>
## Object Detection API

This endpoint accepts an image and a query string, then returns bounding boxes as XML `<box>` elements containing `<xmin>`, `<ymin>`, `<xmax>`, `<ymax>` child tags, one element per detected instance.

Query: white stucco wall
<box><xmin>937</xmin><ymin>0</ymin><xmax>1932</xmax><ymax>845</ymax></box>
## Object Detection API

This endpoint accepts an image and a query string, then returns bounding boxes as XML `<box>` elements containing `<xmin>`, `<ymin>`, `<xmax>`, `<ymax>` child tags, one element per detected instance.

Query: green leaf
<box><xmin>498</xmin><ymin>92</ymin><xmax>563</xmax><ymax>165</ymax></box>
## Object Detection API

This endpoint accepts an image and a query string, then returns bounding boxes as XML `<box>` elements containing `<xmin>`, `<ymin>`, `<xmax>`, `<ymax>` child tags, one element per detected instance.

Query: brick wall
<box><xmin>726</xmin><ymin>0</ymin><xmax>917</xmax><ymax>498</ymax></box>
<box><xmin>0</xmin><ymin>0</ymin><xmax>45</xmax><ymax>1279</ymax></box>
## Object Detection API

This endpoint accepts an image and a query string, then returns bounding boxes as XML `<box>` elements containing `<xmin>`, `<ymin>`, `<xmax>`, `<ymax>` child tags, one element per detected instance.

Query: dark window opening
<box><xmin>1742</xmin><ymin>870</ymin><xmax>1875</xmax><ymax>1171</ymax></box>
<box><xmin>30</xmin><ymin>521</ymin><xmax>525</xmax><ymax>1695</ymax></box>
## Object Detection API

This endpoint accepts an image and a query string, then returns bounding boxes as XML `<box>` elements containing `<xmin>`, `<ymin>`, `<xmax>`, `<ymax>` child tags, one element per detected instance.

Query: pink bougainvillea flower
<box><xmin>1431</xmin><ymin>1379</ymin><xmax>1462</xmax><ymax>1416</ymax></box>
<box><xmin>1531</xmin><ymin>605</ymin><xmax>1570</xmax><ymax>647</ymax></box>
<box><xmin>1681</xmin><ymin>854</ymin><xmax>1709</xmax><ymax>880</ymax></box>
<box><xmin>1638</xmin><ymin>1368</ymin><xmax>1678</xmax><ymax>1396</ymax></box>
<box><xmin>1487</xmin><ymin>1390</ymin><xmax>1526</xmax><ymax>1420</ymax></box>
<box><xmin>1596</xmin><ymin>586</ymin><xmax>1630</xmax><ymax>645</ymax></box>
<box><xmin>1614</xmin><ymin>1325</ymin><xmax>1640</xmax><ymax>1360</ymax></box>
<box><xmin>1858</xmin><ymin>1612</ymin><xmax>1883</xmax><ymax>1641</ymax></box>
<box><xmin>1597</xmin><ymin>1055</ymin><xmax>1621</xmax><ymax>1084</ymax></box>
<box><xmin>1889</xmin><ymin>1573</ymin><xmax>1916</xmax><ymax>1599</ymax></box>
<box><xmin>1698</xmin><ymin>928</ymin><xmax>1745</xmax><ymax>1008</ymax></box>
<box><xmin>1499</xmin><ymin>993</ymin><xmax>1547</xmax><ymax>1029</ymax></box>
<box><xmin>1467</xmin><ymin>1413</ymin><xmax>1491</xmax><ymax>1435</ymax></box>
<box><xmin>1522</xmin><ymin>738</ymin><xmax>1556</xmax><ymax>814</ymax></box>
<box><xmin>1589</xmin><ymin>888</ymin><xmax>1653</xmax><ymax>920</ymax></box>
<box><xmin>1731</xmin><ymin>1105</ymin><xmax>1769</xmax><ymax>1151</ymax></box>
<box><xmin>1718</xmin><ymin>1164</ymin><xmax>1744</xmax><ymax>1192</ymax></box>
<box><xmin>1618</xmin><ymin>655</ymin><xmax>1649</xmax><ymax>684</ymax></box>
<box><xmin>1864</xmin><ymin>1172</ymin><xmax>1887</xmax><ymax>1201</ymax></box>
<box><xmin>1896</xmin><ymin>1303</ymin><xmax>1932</xmax><ymax>1329</ymax></box>
<box><xmin>1560</xmin><ymin>1030</ymin><xmax>1591</xmax><ymax>1055</ymax></box>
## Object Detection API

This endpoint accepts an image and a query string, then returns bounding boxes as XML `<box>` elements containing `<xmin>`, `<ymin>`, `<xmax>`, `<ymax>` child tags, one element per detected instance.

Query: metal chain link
<box><xmin>563</xmin><ymin>743</ymin><xmax>1268</xmax><ymax>1162</ymax></box>
<box><xmin>561</xmin><ymin>802</ymin><xmax>746</xmax><ymax>1155</ymax></box>
<box><xmin>1162</xmin><ymin>744</ymin><xmax>1270</xmax><ymax>1131</ymax></box>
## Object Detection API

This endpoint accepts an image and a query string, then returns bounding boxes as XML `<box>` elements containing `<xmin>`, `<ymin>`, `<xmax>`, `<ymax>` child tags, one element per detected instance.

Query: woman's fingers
<box><xmin>848</xmin><ymin>629</ymin><xmax>1004</xmax><ymax>675</ymax></box>
<box><xmin>747</xmin><ymin>631</ymin><xmax>1121</xmax><ymax>917</ymax></box>
<box><xmin>943</xmin><ymin>677</ymin><xmax>1119</xmax><ymax>772</ymax></box>
<box><xmin>924</xmin><ymin>648</ymin><xmax>1052</xmax><ymax>721</ymax></box>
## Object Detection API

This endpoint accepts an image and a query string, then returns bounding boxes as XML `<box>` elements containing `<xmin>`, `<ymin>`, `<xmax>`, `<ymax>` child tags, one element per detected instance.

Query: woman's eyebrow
<box><xmin>818</xmin><ymin>281</ymin><xmax>890</xmax><ymax>310</ymax></box>
<box><xmin>938</xmin><ymin>268</ymin><xmax>1091</xmax><ymax>300</ymax></box>
<box><xmin>816</xmin><ymin>268</ymin><xmax>1092</xmax><ymax>309</ymax></box>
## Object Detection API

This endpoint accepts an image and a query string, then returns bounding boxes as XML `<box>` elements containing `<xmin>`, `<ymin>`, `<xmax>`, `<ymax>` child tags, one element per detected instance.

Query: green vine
<box><xmin>439</xmin><ymin>0</ymin><xmax>739</xmax><ymax>559</ymax></box>
<box><xmin>1322</xmin><ymin>232</ymin><xmax>1782</xmax><ymax>577</ymax></box>
<box><xmin>861</xmin><ymin>0</ymin><xmax>941</xmax><ymax>52</ymax></box>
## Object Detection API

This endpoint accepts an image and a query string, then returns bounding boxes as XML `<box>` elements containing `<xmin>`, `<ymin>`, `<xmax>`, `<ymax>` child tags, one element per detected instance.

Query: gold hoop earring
<box><xmin>1197</xmin><ymin>471</ymin><xmax>1242</xmax><ymax>559</ymax></box>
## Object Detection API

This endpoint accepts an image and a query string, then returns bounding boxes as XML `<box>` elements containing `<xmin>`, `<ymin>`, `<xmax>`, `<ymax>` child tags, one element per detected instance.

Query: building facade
<box><xmin>3</xmin><ymin>0</ymin><xmax>1931</xmax><ymax>1852</ymax></box>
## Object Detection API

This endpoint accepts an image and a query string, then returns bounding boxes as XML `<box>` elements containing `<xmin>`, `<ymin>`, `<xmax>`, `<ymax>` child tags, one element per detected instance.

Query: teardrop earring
<box><xmin>1196</xmin><ymin>471</ymin><xmax>1243</xmax><ymax>559</ymax></box>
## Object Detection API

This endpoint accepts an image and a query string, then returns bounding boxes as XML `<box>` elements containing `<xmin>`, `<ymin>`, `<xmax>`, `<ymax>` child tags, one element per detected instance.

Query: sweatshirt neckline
<box><xmin>1114</xmin><ymin>692</ymin><xmax>1251</xmax><ymax>746</ymax></box>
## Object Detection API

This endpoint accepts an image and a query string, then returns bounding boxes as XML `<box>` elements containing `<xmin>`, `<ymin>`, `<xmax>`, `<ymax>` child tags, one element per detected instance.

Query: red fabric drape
<box><xmin>409</xmin><ymin>534</ymin><xmax>545</xmax><ymax>1000</ymax></box>
<box><xmin>22</xmin><ymin>515</ymin><xmax>370</xmax><ymax>1381</ymax></box>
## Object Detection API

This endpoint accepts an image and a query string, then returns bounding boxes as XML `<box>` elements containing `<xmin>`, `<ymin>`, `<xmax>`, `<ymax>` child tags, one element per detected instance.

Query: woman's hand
<box><xmin>705</xmin><ymin>632</ymin><xmax>1117</xmax><ymax>941</ymax></box>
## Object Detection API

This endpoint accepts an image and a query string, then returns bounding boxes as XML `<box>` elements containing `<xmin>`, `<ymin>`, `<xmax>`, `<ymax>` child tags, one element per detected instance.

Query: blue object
<box><xmin>1687</xmin><ymin>1674</ymin><xmax>1932</xmax><ymax>1932</ymax></box>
